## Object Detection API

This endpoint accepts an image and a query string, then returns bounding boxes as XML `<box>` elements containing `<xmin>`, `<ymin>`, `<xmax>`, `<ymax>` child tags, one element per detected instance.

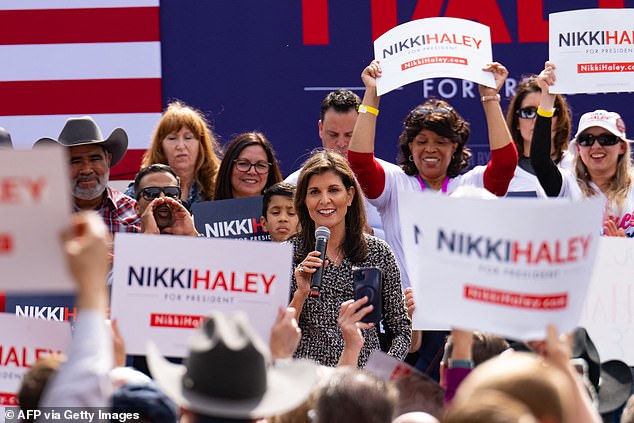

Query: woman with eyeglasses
<box><xmin>499</xmin><ymin>71</ymin><xmax>573</xmax><ymax>197</ymax></box>
<box><xmin>348</xmin><ymin>60</ymin><xmax>518</xmax><ymax>289</ymax></box>
<box><xmin>531</xmin><ymin>62</ymin><xmax>634</xmax><ymax>237</ymax></box>
<box><xmin>214</xmin><ymin>132</ymin><xmax>283</xmax><ymax>200</ymax></box>
<box><xmin>130</xmin><ymin>101</ymin><xmax>222</xmax><ymax>208</ymax></box>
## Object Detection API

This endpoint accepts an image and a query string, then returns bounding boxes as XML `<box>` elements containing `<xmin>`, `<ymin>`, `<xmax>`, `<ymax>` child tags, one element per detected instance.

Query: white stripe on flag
<box><xmin>2</xmin><ymin>113</ymin><xmax>162</xmax><ymax>150</ymax></box>
<box><xmin>0</xmin><ymin>42</ymin><xmax>161</xmax><ymax>82</ymax></box>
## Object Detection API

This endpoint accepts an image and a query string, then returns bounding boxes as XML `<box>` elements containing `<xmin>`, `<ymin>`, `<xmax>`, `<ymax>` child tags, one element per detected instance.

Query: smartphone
<box><xmin>353</xmin><ymin>267</ymin><xmax>383</xmax><ymax>323</ymax></box>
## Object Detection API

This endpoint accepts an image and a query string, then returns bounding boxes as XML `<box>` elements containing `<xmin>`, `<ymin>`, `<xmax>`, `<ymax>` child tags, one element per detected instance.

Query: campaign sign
<box><xmin>0</xmin><ymin>148</ymin><xmax>73</xmax><ymax>292</ymax></box>
<box><xmin>0</xmin><ymin>313</ymin><xmax>71</xmax><ymax>405</ymax></box>
<box><xmin>579</xmin><ymin>237</ymin><xmax>634</xmax><ymax>365</ymax></box>
<box><xmin>549</xmin><ymin>9</ymin><xmax>634</xmax><ymax>94</ymax></box>
<box><xmin>192</xmin><ymin>196</ymin><xmax>270</xmax><ymax>241</ymax></box>
<box><xmin>4</xmin><ymin>294</ymin><xmax>79</xmax><ymax>330</ymax></box>
<box><xmin>399</xmin><ymin>192</ymin><xmax>604</xmax><ymax>340</ymax></box>
<box><xmin>374</xmin><ymin>17</ymin><xmax>495</xmax><ymax>96</ymax></box>
<box><xmin>110</xmin><ymin>233</ymin><xmax>292</xmax><ymax>357</ymax></box>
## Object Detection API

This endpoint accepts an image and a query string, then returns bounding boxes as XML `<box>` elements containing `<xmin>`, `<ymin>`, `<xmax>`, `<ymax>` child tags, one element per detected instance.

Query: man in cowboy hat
<box><xmin>147</xmin><ymin>311</ymin><xmax>319</xmax><ymax>422</ymax></box>
<box><xmin>34</xmin><ymin>116</ymin><xmax>140</xmax><ymax>233</ymax></box>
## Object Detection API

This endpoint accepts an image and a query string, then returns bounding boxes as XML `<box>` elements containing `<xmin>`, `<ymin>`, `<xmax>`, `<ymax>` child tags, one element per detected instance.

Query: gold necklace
<box><xmin>328</xmin><ymin>247</ymin><xmax>343</xmax><ymax>266</ymax></box>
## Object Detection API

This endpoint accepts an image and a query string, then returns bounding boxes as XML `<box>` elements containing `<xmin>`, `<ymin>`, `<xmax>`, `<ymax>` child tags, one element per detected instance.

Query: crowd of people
<box><xmin>3</xmin><ymin>57</ymin><xmax>634</xmax><ymax>423</ymax></box>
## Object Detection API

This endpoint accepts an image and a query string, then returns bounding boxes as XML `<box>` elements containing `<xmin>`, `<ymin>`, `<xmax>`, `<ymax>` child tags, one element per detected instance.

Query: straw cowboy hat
<box><xmin>146</xmin><ymin>312</ymin><xmax>319</xmax><ymax>419</ymax></box>
<box><xmin>34</xmin><ymin>116</ymin><xmax>128</xmax><ymax>166</ymax></box>
<box><xmin>571</xmin><ymin>327</ymin><xmax>633</xmax><ymax>415</ymax></box>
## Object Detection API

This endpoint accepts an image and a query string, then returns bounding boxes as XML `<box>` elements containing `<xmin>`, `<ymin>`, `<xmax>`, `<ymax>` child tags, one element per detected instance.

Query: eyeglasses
<box><xmin>517</xmin><ymin>106</ymin><xmax>559</xmax><ymax>120</ymax></box>
<box><xmin>233</xmin><ymin>159</ymin><xmax>272</xmax><ymax>174</ymax></box>
<box><xmin>577</xmin><ymin>133</ymin><xmax>620</xmax><ymax>147</ymax></box>
<box><xmin>140</xmin><ymin>186</ymin><xmax>181</xmax><ymax>201</ymax></box>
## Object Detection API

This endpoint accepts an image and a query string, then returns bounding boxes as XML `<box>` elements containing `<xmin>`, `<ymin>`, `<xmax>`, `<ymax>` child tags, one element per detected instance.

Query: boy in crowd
<box><xmin>261</xmin><ymin>182</ymin><xmax>299</xmax><ymax>242</ymax></box>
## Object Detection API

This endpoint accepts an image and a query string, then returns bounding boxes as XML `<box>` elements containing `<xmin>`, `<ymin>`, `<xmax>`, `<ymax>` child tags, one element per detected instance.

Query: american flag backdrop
<box><xmin>0</xmin><ymin>0</ymin><xmax>162</xmax><ymax>179</ymax></box>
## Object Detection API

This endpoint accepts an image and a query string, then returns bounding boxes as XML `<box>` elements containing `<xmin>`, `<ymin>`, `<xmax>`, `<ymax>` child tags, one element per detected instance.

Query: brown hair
<box><xmin>213</xmin><ymin>132</ymin><xmax>283</xmax><ymax>200</ymax></box>
<box><xmin>294</xmin><ymin>150</ymin><xmax>367</xmax><ymax>263</ymax></box>
<box><xmin>506</xmin><ymin>75</ymin><xmax>571</xmax><ymax>163</ymax></box>
<box><xmin>141</xmin><ymin>101</ymin><xmax>221</xmax><ymax>200</ymax></box>
<box><xmin>398</xmin><ymin>99</ymin><xmax>471</xmax><ymax>177</ymax></box>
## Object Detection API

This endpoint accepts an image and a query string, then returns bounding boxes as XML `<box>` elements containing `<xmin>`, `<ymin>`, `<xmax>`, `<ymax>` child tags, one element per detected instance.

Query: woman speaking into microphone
<box><xmin>289</xmin><ymin>150</ymin><xmax>411</xmax><ymax>367</ymax></box>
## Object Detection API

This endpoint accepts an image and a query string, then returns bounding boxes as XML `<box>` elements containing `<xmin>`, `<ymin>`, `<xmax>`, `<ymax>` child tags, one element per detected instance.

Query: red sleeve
<box><xmin>483</xmin><ymin>142</ymin><xmax>518</xmax><ymax>196</ymax></box>
<box><xmin>347</xmin><ymin>150</ymin><xmax>386</xmax><ymax>200</ymax></box>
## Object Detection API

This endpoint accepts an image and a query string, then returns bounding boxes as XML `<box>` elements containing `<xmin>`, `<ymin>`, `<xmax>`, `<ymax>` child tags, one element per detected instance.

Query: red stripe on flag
<box><xmin>111</xmin><ymin>148</ymin><xmax>147</xmax><ymax>180</ymax></box>
<box><xmin>0</xmin><ymin>78</ymin><xmax>162</xmax><ymax>116</ymax></box>
<box><xmin>0</xmin><ymin>7</ymin><xmax>159</xmax><ymax>45</ymax></box>
<box><xmin>302</xmin><ymin>0</ymin><xmax>329</xmax><ymax>45</ymax></box>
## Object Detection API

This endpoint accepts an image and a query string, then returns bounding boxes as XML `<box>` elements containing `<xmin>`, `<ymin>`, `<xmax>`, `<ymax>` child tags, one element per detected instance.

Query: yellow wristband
<box><xmin>481</xmin><ymin>94</ymin><xmax>501</xmax><ymax>102</ymax></box>
<box><xmin>359</xmin><ymin>104</ymin><xmax>379</xmax><ymax>116</ymax></box>
<box><xmin>537</xmin><ymin>106</ymin><xmax>555</xmax><ymax>118</ymax></box>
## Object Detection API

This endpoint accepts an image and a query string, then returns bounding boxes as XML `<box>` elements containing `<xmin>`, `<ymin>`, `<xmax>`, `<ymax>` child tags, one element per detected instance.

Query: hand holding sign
<box><xmin>361</xmin><ymin>60</ymin><xmax>382</xmax><ymax>93</ymax></box>
<box><xmin>479</xmin><ymin>62</ymin><xmax>508</xmax><ymax>97</ymax></box>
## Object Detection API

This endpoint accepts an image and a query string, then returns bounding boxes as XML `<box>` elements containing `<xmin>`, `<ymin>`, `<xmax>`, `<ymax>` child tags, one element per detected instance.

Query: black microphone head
<box><xmin>315</xmin><ymin>226</ymin><xmax>330</xmax><ymax>240</ymax></box>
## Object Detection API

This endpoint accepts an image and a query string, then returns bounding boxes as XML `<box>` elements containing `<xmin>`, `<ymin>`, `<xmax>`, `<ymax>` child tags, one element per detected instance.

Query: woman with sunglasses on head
<box><xmin>501</xmin><ymin>73</ymin><xmax>572</xmax><ymax>197</ymax></box>
<box><xmin>214</xmin><ymin>132</ymin><xmax>283</xmax><ymax>200</ymax></box>
<box><xmin>531</xmin><ymin>62</ymin><xmax>634</xmax><ymax>237</ymax></box>
<box><xmin>130</xmin><ymin>101</ymin><xmax>222</xmax><ymax>208</ymax></box>
<box><xmin>348</xmin><ymin>60</ymin><xmax>518</xmax><ymax>289</ymax></box>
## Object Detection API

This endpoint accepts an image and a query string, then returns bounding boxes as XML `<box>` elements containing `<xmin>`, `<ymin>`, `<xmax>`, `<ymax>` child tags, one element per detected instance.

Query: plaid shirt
<box><xmin>73</xmin><ymin>186</ymin><xmax>140</xmax><ymax>234</ymax></box>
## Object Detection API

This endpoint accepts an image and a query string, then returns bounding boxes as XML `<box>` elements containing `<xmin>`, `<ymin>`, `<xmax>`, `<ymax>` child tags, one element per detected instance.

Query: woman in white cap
<box><xmin>531</xmin><ymin>62</ymin><xmax>634</xmax><ymax>237</ymax></box>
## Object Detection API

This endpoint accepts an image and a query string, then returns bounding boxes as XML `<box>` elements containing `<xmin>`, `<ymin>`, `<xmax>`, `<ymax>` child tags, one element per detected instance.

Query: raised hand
<box><xmin>479</xmin><ymin>62</ymin><xmax>509</xmax><ymax>96</ymax></box>
<box><xmin>159</xmin><ymin>197</ymin><xmax>198</xmax><ymax>236</ymax></box>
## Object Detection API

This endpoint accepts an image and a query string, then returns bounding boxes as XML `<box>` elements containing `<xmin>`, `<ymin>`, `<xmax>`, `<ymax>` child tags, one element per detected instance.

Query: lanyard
<box><xmin>417</xmin><ymin>175</ymin><xmax>450</xmax><ymax>194</ymax></box>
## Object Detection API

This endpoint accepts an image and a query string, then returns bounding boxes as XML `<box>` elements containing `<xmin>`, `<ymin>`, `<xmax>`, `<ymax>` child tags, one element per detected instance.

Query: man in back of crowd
<box><xmin>284</xmin><ymin>89</ymin><xmax>386</xmax><ymax>239</ymax></box>
<box><xmin>147</xmin><ymin>311</ymin><xmax>319</xmax><ymax>422</ymax></box>
<box><xmin>134</xmin><ymin>164</ymin><xmax>198</xmax><ymax>236</ymax></box>
<box><xmin>34</xmin><ymin>116</ymin><xmax>140</xmax><ymax>234</ymax></box>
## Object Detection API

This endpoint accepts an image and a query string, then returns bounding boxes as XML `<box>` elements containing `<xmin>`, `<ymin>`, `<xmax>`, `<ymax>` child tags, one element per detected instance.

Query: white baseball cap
<box><xmin>575</xmin><ymin>109</ymin><xmax>631</xmax><ymax>142</ymax></box>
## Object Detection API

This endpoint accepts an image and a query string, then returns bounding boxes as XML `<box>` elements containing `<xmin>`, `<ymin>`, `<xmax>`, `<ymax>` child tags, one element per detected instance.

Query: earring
<box><xmin>409</xmin><ymin>155</ymin><xmax>414</xmax><ymax>162</ymax></box>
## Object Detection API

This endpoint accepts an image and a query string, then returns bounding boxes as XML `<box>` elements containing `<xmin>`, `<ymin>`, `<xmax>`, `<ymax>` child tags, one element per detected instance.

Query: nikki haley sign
<box><xmin>399</xmin><ymin>192</ymin><xmax>604</xmax><ymax>340</ymax></box>
<box><xmin>110</xmin><ymin>233</ymin><xmax>292</xmax><ymax>357</ymax></box>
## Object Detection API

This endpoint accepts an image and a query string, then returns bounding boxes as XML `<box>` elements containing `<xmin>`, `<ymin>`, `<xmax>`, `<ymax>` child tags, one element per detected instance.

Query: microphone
<box><xmin>310</xmin><ymin>226</ymin><xmax>330</xmax><ymax>297</ymax></box>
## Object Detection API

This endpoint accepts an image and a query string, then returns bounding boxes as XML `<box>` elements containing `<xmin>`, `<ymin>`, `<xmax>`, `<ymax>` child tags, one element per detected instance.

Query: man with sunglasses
<box><xmin>134</xmin><ymin>164</ymin><xmax>198</xmax><ymax>236</ymax></box>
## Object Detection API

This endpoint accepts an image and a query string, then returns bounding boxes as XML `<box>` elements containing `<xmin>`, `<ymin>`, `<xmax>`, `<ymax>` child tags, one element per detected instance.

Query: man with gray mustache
<box><xmin>34</xmin><ymin>116</ymin><xmax>140</xmax><ymax>234</ymax></box>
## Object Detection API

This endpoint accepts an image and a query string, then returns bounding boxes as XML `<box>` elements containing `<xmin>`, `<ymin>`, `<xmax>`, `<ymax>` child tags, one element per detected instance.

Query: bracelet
<box><xmin>449</xmin><ymin>359</ymin><xmax>474</xmax><ymax>369</ymax></box>
<box><xmin>537</xmin><ymin>106</ymin><xmax>555</xmax><ymax>118</ymax></box>
<box><xmin>481</xmin><ymin>94</ymin><xmax>501</xmax><ymax>103</ymax></box>
<box><xmin>359</xmin><ymin>104</ymin><xmax>379</xmax><ymax>116</ymax></box>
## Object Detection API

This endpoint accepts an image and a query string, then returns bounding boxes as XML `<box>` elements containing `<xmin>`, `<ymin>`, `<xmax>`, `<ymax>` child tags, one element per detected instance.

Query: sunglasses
<box><xmin>577</xmin><ymin>133</ymin><xmax>620</xmax><ymax>147</ymax></box>
<box><xmin>411</xmin><ymin>106</ymin><xmax>454</xmax><ymax>118</ymax></box>
<box><xmin>233</xmin><ymin>159</ymin><xmax>272</xmax><ymax>174</ymax></box>
<box><xmin>517</xmin><ymin>106</ymin><xmax>559</xmax><ymax>119</ymax></box>
<box><xmin>140</xmin><ymin>186</ymin><xmax>181</xmax><ymax>201</ymax></box>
